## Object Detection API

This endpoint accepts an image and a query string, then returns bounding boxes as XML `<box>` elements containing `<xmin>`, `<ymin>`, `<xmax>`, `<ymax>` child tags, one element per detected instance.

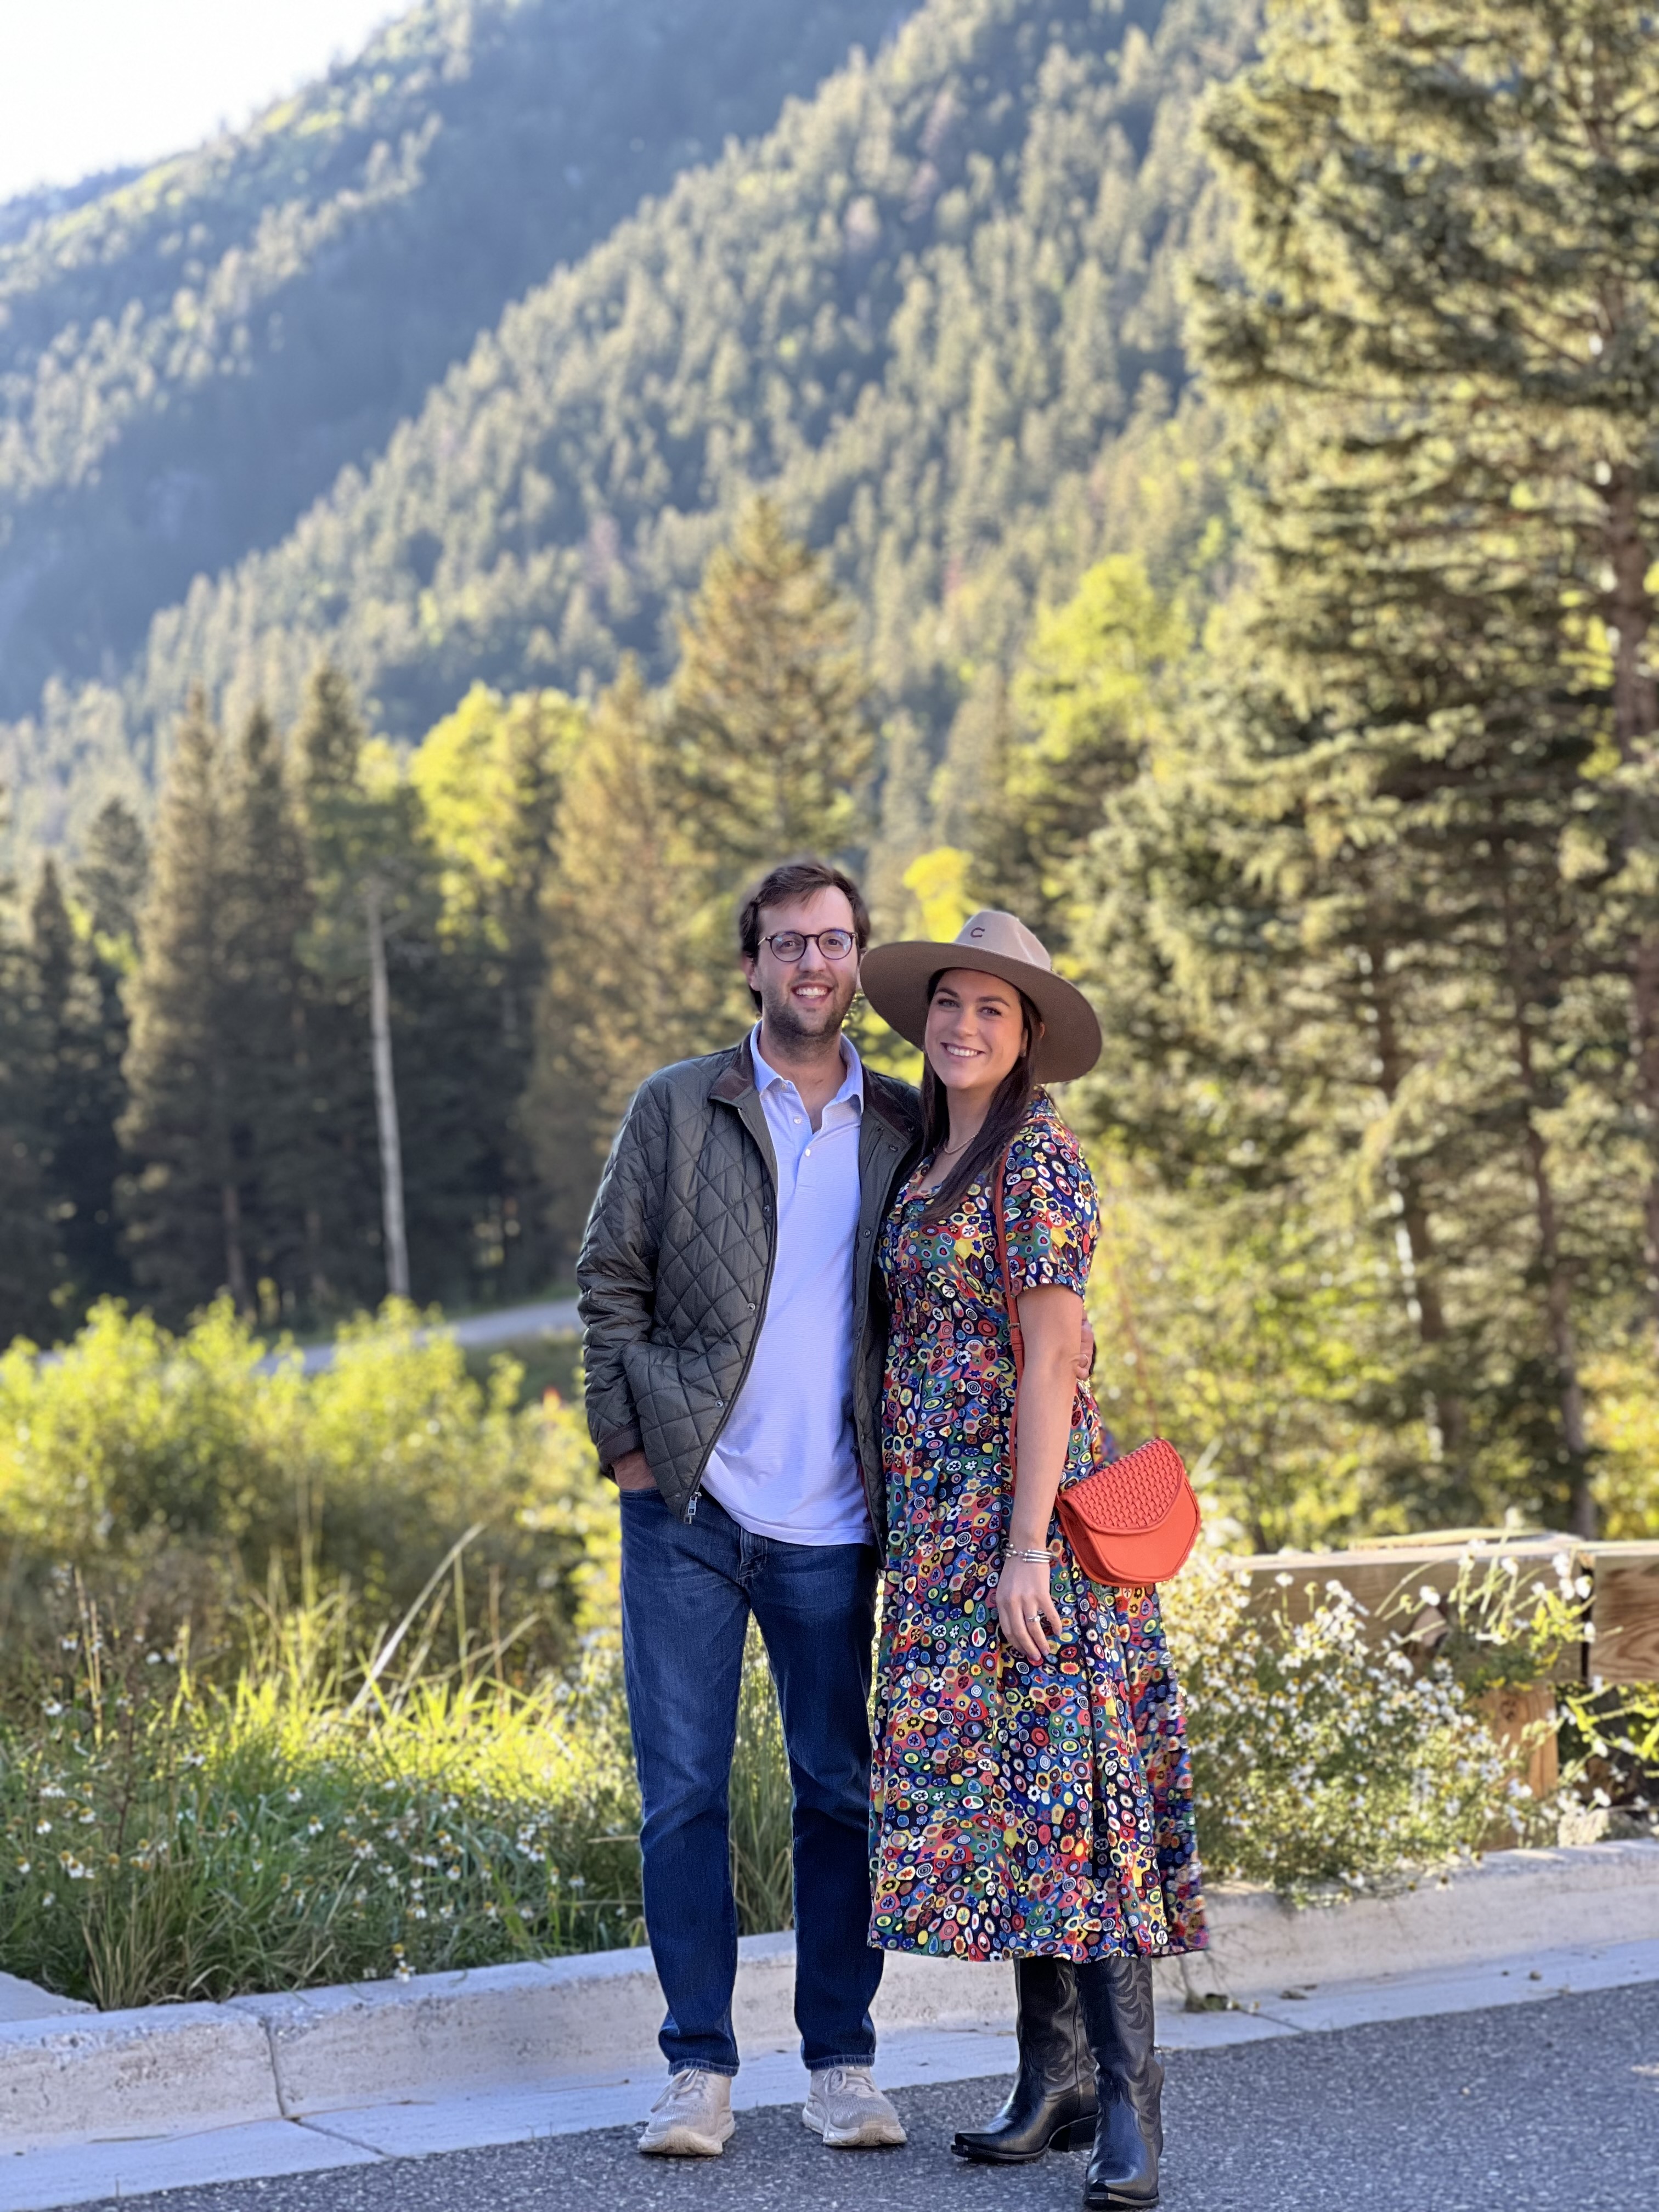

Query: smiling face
<box><xmin>923</xmin><ymin>967</ymin><xmax>1036</xmax><ymax>1103</ymax></box>
<box><xmin>741</xmin><ymin>884</ymin><xmax>861</xmax><ymax>1048</ymax></box>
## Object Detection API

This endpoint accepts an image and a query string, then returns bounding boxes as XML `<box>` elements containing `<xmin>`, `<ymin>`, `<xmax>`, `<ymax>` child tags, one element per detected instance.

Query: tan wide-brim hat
<box><xmin>860</xmin><ymin>910</ymin><xmax>1103</xmax><ymax>1082</ymax></box>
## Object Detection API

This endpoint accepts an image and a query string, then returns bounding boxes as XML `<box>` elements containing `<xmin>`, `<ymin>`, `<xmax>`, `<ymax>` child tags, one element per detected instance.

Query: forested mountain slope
<box><xmin>3</xmin><ymin>0</ymin><xmax>1254</xmax><ymax>842</ymax></box>
<box><xmin>0</xmin><ymin>0</ymin><xmax>908</xmax><ymax>738</ymax></box>
<box><xmin>0</xmin><ymin>169</ymin><xmax>141</xmax><ymax>252</ymax></box>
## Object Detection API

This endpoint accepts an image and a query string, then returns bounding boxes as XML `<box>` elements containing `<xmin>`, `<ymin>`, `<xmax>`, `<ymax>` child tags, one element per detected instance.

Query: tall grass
<box><xmin>0</xmin><ymin>1575</ymin><xmax>791</xmax><ymax>2009</ymax></box>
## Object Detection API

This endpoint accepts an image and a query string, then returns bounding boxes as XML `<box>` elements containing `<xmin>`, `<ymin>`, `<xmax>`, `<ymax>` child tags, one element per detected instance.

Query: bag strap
<box><xmin>990</xmin><ymin>1140</ymin><xmax>1024</xmax><ymax>1388</ymax></box>
<box><xmin>990</xmin><ymin>1142</ymin><xmax>1024</xmax><ymax>1503</ymax></box>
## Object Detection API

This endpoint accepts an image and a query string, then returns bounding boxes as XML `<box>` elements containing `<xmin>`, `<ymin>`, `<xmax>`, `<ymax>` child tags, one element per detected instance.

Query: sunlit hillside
<box><xmin>1</xmin><ymin>0</ymin><xmax>1255</xmax><ymax>847</ymax></box>
<box><xmin>0</xmin><ymin>0</ymin><xmax>912</xmax><ymax>834</ymax></box>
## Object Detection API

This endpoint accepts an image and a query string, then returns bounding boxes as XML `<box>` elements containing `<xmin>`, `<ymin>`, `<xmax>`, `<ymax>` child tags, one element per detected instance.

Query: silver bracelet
<box><xmin>1005</xmin><ymin>1547</ymin><xmax>1052</xmax><ymax>1564</ymax></box>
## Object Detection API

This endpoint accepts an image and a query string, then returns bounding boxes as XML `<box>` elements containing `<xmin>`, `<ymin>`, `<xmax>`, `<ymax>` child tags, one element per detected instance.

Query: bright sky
<box><xmin>0</xmin><ymin>0</ymin><xmax>405</xmax><ymax>204</ymax></box>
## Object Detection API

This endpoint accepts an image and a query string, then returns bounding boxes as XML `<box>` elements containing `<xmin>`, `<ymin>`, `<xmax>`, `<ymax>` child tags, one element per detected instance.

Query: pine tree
<box><xmin>221</xmin><ymin>705</ymin><xmax>317</xmax><ymax>1308</ymax></box>
<box><xmin>283</xmin><ymin>670</ymin><xmax>379</xmax><ymax>1308</ymax></box>
<box><xmin>0</xmin><ymin>1085</ymin><xmax>60</xmax><ymax>1348</ymax></box>
<box><xmin>936</xmin><ymin>668</ymin><xmax>1049</xmax><ymax>932</ymax></box>
<box><xmin>0</xmin><ymin>806</ymin><xmax>62</xmax><ymax>1342</ymax></box>
<box><xmin>669</xmin><ymin>501</ymin><xmax>875</xmax><ymax>1008</ymax></box>
<box><xmin>411</xmin><ymin>684</ymin><xmax>584</xmax><ymax>1296</ymax></box>
<box><xmin>1073</xmin><ymin>680</ymin><xmax>1547</xmax><ymax>1535</ymax></box>
<box><xmin>71</xmin><ymin>798</ymin><xmax>146</xmax><ymax>1307</ymax></box>
<box><xmin>297</xmin><ymin>666</ymin><xmax>435</xmax><ymax>1303</ymax></box>
<box><xmin>528</xmin><ymin>661</ymin><xmax>715</xmax><ymax>1257</ymax></box>
<box><xmin>76</xmin><ymin>798</ymin><xmax>148</xmax><ymax>947</ymax></box>
<box><xmin>119</xmin><ymin>692</ymin><xmax>249</xmax><ymax>1316</ymax></box>
<box><xmin>964</xmin><ymin>554</ymin><xmax>1190</xmax><ymax>953</ymax></box>
<box><xmin>26</xmin><ymin>858</ymin><xmax>129</xmax><ymax>1313</ymax></box>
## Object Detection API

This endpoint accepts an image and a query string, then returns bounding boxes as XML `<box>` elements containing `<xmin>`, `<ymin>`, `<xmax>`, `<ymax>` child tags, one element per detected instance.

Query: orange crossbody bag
<box><xmin>991</xmin><ymin>1146</ymin><xmax>1200</xmax><ymax>1586</ymax></box>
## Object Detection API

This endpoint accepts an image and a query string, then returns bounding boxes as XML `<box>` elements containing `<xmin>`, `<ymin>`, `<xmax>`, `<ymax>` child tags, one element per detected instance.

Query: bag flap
<box><xmin>1061</xmin><ymin>1437</ymin><xmax>1187</xmax><ymax>1536</ymax></box>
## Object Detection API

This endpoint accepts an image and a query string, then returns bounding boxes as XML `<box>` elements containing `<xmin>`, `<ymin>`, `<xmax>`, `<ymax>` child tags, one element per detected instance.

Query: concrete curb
<box><xmin>1166</xmin><ymin>1838</ymin><xmax>1659</xmax><ymax>2006</ymax></box>
<box><xmin>0</xmin><ymin>1977</ymin><xmax>87</xmax><ymax>2027</ymax></box>
<box><xmin>2</xmin><ymin>1840</ymin><xmax>1654</xmax><ymax>2152</ymax></box>
<box><xmin>0</xmin><ymin>2004</ymin><xmax>279</xmax><ymax>2152</ymax></box>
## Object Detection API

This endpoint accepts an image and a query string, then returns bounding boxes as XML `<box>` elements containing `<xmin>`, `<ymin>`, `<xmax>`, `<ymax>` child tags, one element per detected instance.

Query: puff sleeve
<box><xmin>999</xmin><ymin>1107</ymin><xmax>1098</xmax><ymax>1297</ymax></box>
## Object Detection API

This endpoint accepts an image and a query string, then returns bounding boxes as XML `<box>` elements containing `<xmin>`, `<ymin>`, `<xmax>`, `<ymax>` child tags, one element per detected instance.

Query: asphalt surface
<box><xmin>91</xmin><ymin>1981</ymin><xmax>1659</xmax><ymax>2212</ymax></box>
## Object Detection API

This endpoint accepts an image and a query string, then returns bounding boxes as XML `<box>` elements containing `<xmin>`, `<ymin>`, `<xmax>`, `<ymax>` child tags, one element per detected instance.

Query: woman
<box><xmin>859</xmin><ymin>911</ymin><xmax>1205</xmax><ymax>2212</ymax></box>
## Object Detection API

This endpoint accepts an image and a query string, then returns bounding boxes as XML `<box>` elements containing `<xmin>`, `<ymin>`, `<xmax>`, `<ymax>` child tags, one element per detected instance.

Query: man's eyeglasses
<box><xmin>760</xmin><ymin>929</ymin><xmax>857</xmax><ymax>963</ymax></box>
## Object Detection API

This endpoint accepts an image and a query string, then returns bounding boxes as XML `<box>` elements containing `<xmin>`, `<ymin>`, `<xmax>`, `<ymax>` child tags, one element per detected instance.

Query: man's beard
<box><xmin>764</xmin><ymin>977</ymin><xmax>854</xmax><ymax>1046</ymax></box>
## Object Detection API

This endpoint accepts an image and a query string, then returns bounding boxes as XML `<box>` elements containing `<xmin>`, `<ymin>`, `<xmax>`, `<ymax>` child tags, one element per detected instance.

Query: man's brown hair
<box><xmin>738</xmin><ymin>857</ymin><xmax>870</xmax><ymax>1010</ymax></box>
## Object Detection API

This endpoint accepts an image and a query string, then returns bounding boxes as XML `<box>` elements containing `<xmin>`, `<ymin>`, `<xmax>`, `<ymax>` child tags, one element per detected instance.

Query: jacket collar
<box><xmin>708</xmin><ymin>1036</ymin><xmax>757</xmax><ymax>1105</ymax></box>
<box><xmin>862</xmin><ymin>1072</ymin><xmax>918</xmax><ymax>1147</ymax></box>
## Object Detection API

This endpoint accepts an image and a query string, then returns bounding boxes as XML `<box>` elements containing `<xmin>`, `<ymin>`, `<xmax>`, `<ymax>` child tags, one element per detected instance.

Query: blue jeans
<box><xmin>619</xmin><ymin>1488</ymin><xmax>882</xmax><ymax>2075</ymax></box>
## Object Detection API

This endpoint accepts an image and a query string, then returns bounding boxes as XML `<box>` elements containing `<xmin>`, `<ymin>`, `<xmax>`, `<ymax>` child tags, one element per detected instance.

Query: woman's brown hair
<box><xmin>918</xmin><ymin>970</ymin><xmax>1042</xmax><ymax>1222</ymax></box>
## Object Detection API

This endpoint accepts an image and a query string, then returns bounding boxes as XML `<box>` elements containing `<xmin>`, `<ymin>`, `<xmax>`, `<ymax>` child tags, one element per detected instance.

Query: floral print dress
<box><xmin>868</xmin><ymin>1094</ymin><xmax>1205</xmax><ymax>1962</ymax></box>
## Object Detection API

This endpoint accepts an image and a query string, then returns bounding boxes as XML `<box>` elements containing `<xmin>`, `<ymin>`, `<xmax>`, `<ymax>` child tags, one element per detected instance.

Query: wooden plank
<box><xmin>1585</xmin><ymin>1543</ymin><xmax>1659</xmax><ymax>1688</ymax></box>
<box><xmin>1233</xmin><ymin>1539</ymin><xmax>1585</xmax><ymax>1684</ymax></box>
<box><xmin>1476</xmin><ymin>1684</ymin><xmax>1561</xmax><ymax>1850</ymax></box>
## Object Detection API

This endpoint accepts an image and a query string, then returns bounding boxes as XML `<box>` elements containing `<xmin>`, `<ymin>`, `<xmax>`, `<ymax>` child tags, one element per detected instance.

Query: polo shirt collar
<box><xmin>750</xmin><ymin>1024</ymin><xmax>864</xmax><ymax>1111</ymax></box>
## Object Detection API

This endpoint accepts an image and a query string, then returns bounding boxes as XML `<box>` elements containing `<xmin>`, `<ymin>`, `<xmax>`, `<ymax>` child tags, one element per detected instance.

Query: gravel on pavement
<box><xmin>85</xmin><ymin>1980</ymin><xmax>1659</xmax><ymax>2212</ymax></box>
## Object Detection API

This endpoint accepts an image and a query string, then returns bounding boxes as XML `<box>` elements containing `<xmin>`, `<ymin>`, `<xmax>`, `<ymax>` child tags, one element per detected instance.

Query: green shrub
<box><xmin>0</xmin><ymin>1299</ymin><xmax>607</xmax><ymax>1671</ymax></box>
<box><xmin>1162</xmin><ymin>1550</ymin><xmax>1522</xmax><ymax>1891</ymax></box>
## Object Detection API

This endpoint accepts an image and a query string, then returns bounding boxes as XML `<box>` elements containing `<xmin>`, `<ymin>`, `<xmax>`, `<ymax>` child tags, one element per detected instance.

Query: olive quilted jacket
<box><xmin>576</xmin><ymin>1036</ymin><xmax>923</xmax><ymax>1537</ymax></box>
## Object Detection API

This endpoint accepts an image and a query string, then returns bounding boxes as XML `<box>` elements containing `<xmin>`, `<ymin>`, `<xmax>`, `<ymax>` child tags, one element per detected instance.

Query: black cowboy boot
<box><xmin>952</xmin><ymin>1956</ymin><xmax>1097</xmax><ymax>2163</ymax></box>
<box><xmin>1074</xmin><ymin>1954</ymin><xmax>1163</xmax><ymax>2209</ymax></box>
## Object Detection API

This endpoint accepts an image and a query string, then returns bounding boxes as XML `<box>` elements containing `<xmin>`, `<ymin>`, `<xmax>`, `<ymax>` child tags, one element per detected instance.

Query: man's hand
<box><xmin>612</xmin><ymin>1449</ymin><xmax>656</xmax><ymax>1493</ymax></box>
<box><xmin>1078</xmin><ymin>1314</ymin><xmax>1097</xmax><ymax>1381</ymax></box>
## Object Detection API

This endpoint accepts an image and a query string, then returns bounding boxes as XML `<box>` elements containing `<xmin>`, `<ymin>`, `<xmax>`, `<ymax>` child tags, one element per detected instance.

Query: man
<box><xmin>577</xmin><ymin>856</ymin><xmax>920</xmax><ymax>2157</ymax></box>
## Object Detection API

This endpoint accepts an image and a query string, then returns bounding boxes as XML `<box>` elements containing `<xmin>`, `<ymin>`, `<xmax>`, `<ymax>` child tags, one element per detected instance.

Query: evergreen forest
<box><xmin>3</xmin><ymin>0</ymin><xmax>1659</xmax><ymax>1558</ymax></box>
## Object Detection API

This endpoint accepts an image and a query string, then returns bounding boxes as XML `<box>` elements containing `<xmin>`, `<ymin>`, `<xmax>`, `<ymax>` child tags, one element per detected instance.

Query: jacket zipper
<box><xmin>685</xmin><ymin>1109</ymin><xmax>780</xmax><ymax>1522</ymax></box>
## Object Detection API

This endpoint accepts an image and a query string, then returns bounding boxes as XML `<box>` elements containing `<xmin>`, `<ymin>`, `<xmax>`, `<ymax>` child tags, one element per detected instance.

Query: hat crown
<box><xmin>951</xmin><ymin>909</ymin><xmax>1053</xmax><ymax>975</ymax></box>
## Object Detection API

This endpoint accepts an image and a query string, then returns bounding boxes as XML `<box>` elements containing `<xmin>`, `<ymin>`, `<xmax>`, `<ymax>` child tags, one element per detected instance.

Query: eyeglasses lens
<box><xmin>768</xmin><ymin>930</ymin><xmax>854</xmax><ymax>961</ymax></box>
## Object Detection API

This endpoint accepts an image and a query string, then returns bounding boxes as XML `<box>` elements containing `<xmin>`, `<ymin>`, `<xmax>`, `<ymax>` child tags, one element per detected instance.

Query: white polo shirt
<box><xmin>699</xmin><ymin>1027</ymin><xmax>872</xmax><ymax>1546</ymax></box>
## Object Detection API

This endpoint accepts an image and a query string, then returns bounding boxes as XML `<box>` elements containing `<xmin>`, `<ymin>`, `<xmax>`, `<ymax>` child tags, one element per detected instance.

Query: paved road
<box><xmin>92</xmin><ymin>1980</ymin><xmax>1658</xmax><ymax>2212</ymax></box>
<box><xmin>289</xmin><ymin>1298</ymin><xmax>581</xmax><ymax>1375</ymax></box>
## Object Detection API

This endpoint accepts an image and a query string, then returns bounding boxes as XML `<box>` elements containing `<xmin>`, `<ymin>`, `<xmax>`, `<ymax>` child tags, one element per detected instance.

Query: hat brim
<box><xmin>859</xmin><ymin>940</ymin><xmax>1103</xmax><ymax>1082</ymax></box>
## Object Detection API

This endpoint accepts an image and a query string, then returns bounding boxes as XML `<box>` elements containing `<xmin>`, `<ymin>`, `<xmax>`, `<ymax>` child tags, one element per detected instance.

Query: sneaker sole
<box><xmin>639</xmin><ymin>2117</ymin><xmax>735</xmax><ymax>2157</ymax></box>
<box><xmin>802</xmin><ymin>2108</ymin><xmax>908</xmax><ymax>2149</ymax></box>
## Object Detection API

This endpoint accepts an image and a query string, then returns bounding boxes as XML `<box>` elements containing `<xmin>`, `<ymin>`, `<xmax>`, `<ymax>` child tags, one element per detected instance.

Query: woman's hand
<box><xmin>996</xmin><ymin>1283</ymin><xmax>1084</xmax><ymax>1670</ymax></box>
<box><xmin>995</xmin><ymin>1550</ymin><xmax>1062</xmax><ymax>1664</ymax></box>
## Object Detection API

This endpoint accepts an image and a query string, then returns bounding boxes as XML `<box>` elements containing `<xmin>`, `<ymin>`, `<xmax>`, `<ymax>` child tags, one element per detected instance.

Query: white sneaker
<box><xmin>637</xmin><ymin>2067</ymin><xmax>735</xmax><ymax>2156</ymax></box>
<box><xmin>803</xmin><ymin>2064</ymin><xmax>907</xmax><ymax>2148</ymax></box>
